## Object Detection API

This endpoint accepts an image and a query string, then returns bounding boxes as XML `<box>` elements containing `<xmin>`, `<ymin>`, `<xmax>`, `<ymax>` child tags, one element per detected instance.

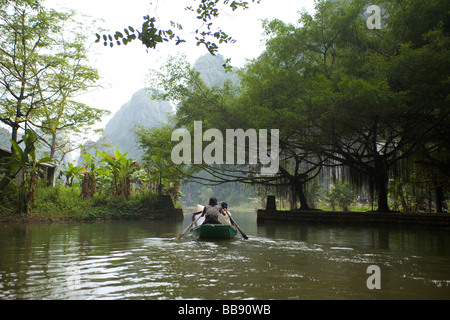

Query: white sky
<box><xmin>43</xmin><ymin>0</ymin><xmax>316</xmax><ymax>129</ymax></box>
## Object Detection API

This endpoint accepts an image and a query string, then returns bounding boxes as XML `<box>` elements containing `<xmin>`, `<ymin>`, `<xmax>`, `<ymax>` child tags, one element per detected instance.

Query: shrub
<box><xmin>31</xmin><ymin>183</ymin><xmax>87</xmax><ymax>219</ymax></box>
<box><xmin>327</xmin><ymin>181</ymin><xmax>355</xmax><ymax>211</ymax></box>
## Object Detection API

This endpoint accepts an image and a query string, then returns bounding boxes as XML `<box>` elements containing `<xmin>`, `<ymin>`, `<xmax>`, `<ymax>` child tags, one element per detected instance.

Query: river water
<box><xmin>0</xmin><ymin>210</ymin><xmax>449</xmax><ymax>300</ymax></box>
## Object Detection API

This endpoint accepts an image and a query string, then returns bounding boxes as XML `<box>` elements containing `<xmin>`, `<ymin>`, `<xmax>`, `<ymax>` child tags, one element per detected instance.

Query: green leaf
<box><xmin>84</xmin><ymin>153</ymin><xmax>92</xmax><ymax>166</ymax></box>
<box><xmin>37</xmin><ymin>157</ymin><xmax>53</xmax><ymax>164</ymax></box>
<box><xmin>10</xmin><ymin>139</ymin><xmax>24</xmax><ymax>162</ymax></box>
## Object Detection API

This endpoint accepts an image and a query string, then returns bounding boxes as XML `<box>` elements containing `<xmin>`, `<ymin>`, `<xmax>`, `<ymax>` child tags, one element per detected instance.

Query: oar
<box><xmin>227</xmin><ymin>212</ymin><xmax>248</xmax><ymax>240</ymax></box>
<box><xmin>175</xmin><ymin>211</ymin><xmax>203</xmax><ymax>241</ymax></box>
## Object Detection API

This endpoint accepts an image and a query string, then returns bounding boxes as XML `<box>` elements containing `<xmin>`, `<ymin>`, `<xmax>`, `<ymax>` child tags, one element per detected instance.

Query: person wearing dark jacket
<box><xmin>202</xmin><ymin>197</ymin><xmax>223</xmax><ymax>224</ymax></box>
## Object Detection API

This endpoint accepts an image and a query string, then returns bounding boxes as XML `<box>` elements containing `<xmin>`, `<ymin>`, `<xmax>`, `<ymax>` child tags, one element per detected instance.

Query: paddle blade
<box><xmin>175</xmin><ymin>210</ymin><xmax>204</xmax><ymax>241</ymax></box>
<box><xmin>228</xmin><ymin>214</ymin><xmax>248</xmax><ymax>240</ymax></box>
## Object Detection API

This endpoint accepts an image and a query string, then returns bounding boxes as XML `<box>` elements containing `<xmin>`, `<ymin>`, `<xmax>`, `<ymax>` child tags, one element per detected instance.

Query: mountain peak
<box><xmin>99</xmin><ymin>89</ymin><xmax>173</xmax><ymax>160</ymax></box>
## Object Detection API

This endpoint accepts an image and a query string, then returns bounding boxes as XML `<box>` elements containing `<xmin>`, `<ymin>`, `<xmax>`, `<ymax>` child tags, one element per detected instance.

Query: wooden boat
<box><xmin>190</xmin><ymin>224</ymin><xmax>238</xmax><ymax>239</ymax></box>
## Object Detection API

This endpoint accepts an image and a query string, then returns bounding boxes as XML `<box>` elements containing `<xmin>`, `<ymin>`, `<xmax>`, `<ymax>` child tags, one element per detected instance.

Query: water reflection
<box><xmin>0</xmin><ymin>212</ymin><xmax>449</xmax><ymax>300</ymax></box>
<box><xmin>257</xmin><ymin>221</ymin><xmax>450</xmax><ymax>254</ymax></box>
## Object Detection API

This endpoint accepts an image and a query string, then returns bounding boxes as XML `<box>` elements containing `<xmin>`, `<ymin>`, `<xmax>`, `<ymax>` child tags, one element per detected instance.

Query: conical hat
<box><xmin>193</xmin><ymin>204</ymin><xmax>204</xmax><ymax>214</ymax></box>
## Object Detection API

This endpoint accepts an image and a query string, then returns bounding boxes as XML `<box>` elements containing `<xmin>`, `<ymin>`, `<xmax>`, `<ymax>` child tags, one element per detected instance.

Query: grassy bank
<box><xmin>0</xmin><ymin>184</ymin><xmax>160</xmax><ymax>223</ymax></box>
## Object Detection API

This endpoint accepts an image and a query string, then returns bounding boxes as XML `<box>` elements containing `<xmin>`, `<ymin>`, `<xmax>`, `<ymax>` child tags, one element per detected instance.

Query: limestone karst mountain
<box><xmin>85</xmin><ymin>88</ymin><xmax>173</xmax><ymax>161</ymax></box>
<box><xmin>86</xmin><ymin>54</ymin><xmax>236</xmax><ymax>161</ymax></box>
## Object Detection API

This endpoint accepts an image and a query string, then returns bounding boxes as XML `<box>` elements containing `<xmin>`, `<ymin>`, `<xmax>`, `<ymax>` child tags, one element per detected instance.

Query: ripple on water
<box><xmin>1</xmin><ymin>221</ymin><xmax>450</xmax><ymax>300</ymax></box>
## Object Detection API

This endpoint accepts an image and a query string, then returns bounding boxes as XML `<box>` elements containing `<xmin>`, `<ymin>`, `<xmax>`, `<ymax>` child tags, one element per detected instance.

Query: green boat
<box><xmin>190</xmin><ymin>224</ymin><xmax>238</xmax><ymax>239</ymax></box>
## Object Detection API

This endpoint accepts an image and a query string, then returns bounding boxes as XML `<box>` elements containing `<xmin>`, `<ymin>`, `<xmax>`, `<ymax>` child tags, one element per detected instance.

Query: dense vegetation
<box><xmin>148</xmin><ymin>0</ymin><xmax>449</xmax><ymax>213</ymax></box>
<box><xmin>1</xmin><ymin>0</ymin><xmax>449</xmax><ymax>220</ymax></box>
<box><xmin>0</xmin><ymin>0</ymin><xmax>152</xmax><ymax>219</ymax></box>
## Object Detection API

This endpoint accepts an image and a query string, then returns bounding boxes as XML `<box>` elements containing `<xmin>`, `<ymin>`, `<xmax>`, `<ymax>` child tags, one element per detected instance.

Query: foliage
<box><xmin>32</xmin><ymin>15</ymin><xmax>110</xmax><ymax>160</ymax></box>
<box><xmin>31</xmin><ymin>183</ymin><xmax>86</xmax><ymax>219</ymax></box>
<box><xmin>72</xmin><ymin>148</ymin><xmax>145</xmax><ymax>201</ymax></box>
<box><xmin>24</xmin><ymin>147</ymin><xmax>159</xmax><ymax>220</ymax></box>
<box><xmin>0</xmin><ymin>186</ymin><xmax>17</xmax><ymax>215</ymax></box>
<box><xmin>0</xmin><ymin>1</ymin><xmax>176</xmax><ymax>218</ymax></box>
<box><xmin>97</xmin><ymin>149</ymin><xmax>140</xmax><ymax>200</ymax></box>
<box><xmin>0</xmin><ymin>0</ymin><xmax>108</xmax><ymax>193</ymax></box>
<box><xmin>30</xmin><ymin>183</ymin><xmax>158</xmax><ymax>221</ymax></box>
<box><xmin>2</xmin><ymin>0</ymin><xmax>449</xmax><ymax>217</ymax></box>
<box><xmin>0</xmin><ymin>0</ymin><xmax>66</xmax><ymax>144</ymax></box>
<box><xmin>246</xmin><ymin>0</ymin><xmax>449</xmax><ymax>212</ymax></box>
<box><xmin>134</xmin><ymin>124</ymin><xmax>198</xmax><ymax>200</ymax></box>
<box><xmin>148</xmin><ymin>0</ymin><xmax>449</xmax><ymax>213</ymax></box>
<box><xmin>327</xmin><ymin>181</ymin><xmax>355</xmax><ymax>212</ymax></box>
<box><xmin>97</xmin><ymin>0</ymin><xmax>261</xmax><ymax>57</ymax></box>
<box><xmin>0</xmin><ymin>130</ymin><xmax>52</xmax><ymax>213</ymax></box>
<box><xmin>61</xmin><ymin>162</ymin><xmax>81</xmax><ymax>187</ymax></box>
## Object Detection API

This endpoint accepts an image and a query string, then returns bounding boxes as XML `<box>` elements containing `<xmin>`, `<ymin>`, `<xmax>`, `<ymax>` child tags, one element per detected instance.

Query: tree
<box><xmin>134</xmin><ymin>123</ymin><xmax>197</xmax><ymax>200</ymax></box>
<box><xmin>97</xmin><ymin>0</ymin><xmax>261</xmax><ymax>57</ymax></box>
<box><xmin>245</xmin><ymin>0</ymin><xmax>449</xmax><ymax>212</ymax></box>
<box><xmin>308</xmin><ymin>0</ymin><xmax>450</xmax><ymax>212</ymax></box>
<box><xmin>0</xmin><ymin>0</ymin><xmax>68</xmax><ymax>189</ymax></box>
<box><xmin>234</xmin><ymin>18</ymin><xmax>328</xmax><ymax>210</ymax></box>
<box><xmin>33</xmin><ymin>24</ymin><xmax>109</xmax><ymax>160</ymax></box>
<box><xmin>146</xmin><ymin>0</ymin><xmax>449</xmax><ymax>213</ymax></box>
<box><xmin>147</xmin><ymin>55</ymin><xmax>309</xmax><ymax>208</ymax></box>
<box><xmin>0</xmin><ymin>0</ymin><xmax>69</xmax><ymax>150</ymax></box>
<box><xmin>0</xmin><ymin>0</ymin><xmax>108</xmax><ymax>189</ymax></box>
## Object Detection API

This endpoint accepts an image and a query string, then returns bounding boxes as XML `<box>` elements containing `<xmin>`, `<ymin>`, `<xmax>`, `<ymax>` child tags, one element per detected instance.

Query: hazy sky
<box><xmin>44</xmin><ymin>0</ymin><xmax>315</xmax><ymax>128</ymax></box>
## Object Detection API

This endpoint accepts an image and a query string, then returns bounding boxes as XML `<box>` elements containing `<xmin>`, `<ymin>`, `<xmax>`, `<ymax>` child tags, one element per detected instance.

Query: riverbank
<box><xmin>0</xmin><ymin>207</ymin><xmax>184</xmax><ymax>225</ymax></box>
<box><xmin>0</xmin><ymin>187</ymin><xmax>183</xmax><ymax>224</ymax></box>
<box><xmin>257</xmin><ymin>209</ymin><xmax>450</xmax><ymax>228</ymax></box>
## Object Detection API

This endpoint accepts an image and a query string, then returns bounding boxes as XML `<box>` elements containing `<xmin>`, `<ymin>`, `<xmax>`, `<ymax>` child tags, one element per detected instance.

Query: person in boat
<box><xmin>201</xmin><ymin>197</ymin><xmax>224</xmax><ymax>224</ymax></box>
<box><xmin>192</xmin><ymin>203</ymin><xmax>205</xmax><ymax>226</ymax></box>
<box><xmin>217</xmin><ymin>202</ymin><xmax>233</xmax><ymax>226</ymax></box>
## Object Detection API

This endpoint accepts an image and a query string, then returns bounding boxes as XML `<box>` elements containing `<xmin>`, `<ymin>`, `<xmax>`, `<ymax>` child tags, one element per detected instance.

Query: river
<box><xmin>0</xmin><ymin>210</ymin><xmax>449</xmax><ymax>300</ymax></box>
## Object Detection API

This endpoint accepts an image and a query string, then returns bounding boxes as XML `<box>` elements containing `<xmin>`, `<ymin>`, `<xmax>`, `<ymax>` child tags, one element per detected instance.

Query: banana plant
<box><xmin>1</xmin><ymin>130</ymin><xmax>52</xmax><ymax>213</ymax></box>
<box><xmin>94</xmin><ymin>165</ymin><xmax>112</xmax><ymax>195</ymax></box>
<box><xmin>97</xmin><ymin>149</ymin><xmax>140</xmax><ymax>200</ymax></box>
<box><xmin>79</xmin><ymin>149</ymin><xmax>99</xmax><ymax>200</ymax></box>
<box><xmin>61</xmin><ymin>162</ymin><xmax>81</xmax><ymax>187</ymax></box>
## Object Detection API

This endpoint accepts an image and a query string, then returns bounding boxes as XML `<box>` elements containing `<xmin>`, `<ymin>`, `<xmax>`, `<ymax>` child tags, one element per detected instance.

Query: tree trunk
<box><xmin>120</xmin><ymin>174</ymin><xmax>131</xmax><ymax>200</ymax></box>
<box><xmin>26</xmin><ymin>172</ymin><xmax>38</xmax><ymax>205</ymax></box>
<box><xmin>11</xmin><ymin>126</ymin><xmax>18</xmax><ymax>156</ymax></box>
<box><xmin>157</xmin><ymin>173</ymin><xmax>163</xmax><ymax>195</ymax></box>
<box><xmin>80</xmin><ymin>172</ymin><xmax>96</xmax><ymax>199</ymax></box>
<box><xmin>289</xmin><ymin>184</ymin><xmax>296</xmax><ymax>210</ymax></box>
<box><xmin>294</xmin><ymin>180</ymin><xmax>311</xmax><ymax>211</ymax></box>
<box><xmin>50</xmin><ymin>131</ymin><xmax>57</xmax><ymax>160</ymax></box>
<box><xmin>375</xmin><ymin>172</ymin><xmax>390</xmax><ymax>212</ymax></box>
<box><xmin>18</xmin><ymin>168</ymin><xmax>27</xmax><ymax>214</ymax></box>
